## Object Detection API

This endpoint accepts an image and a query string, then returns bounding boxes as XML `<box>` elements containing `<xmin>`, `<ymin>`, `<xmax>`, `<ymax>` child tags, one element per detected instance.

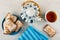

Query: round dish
<box><xmin>20</xmin><ymin>1</ymin><xmax>41</xmax><ymax>23</ymax></box>
<box><xmin>45</xmin><ymin>10</ymin><xmax>59</xmax><ymax>24</ymax></box>
<box><xmin>2</xmin><ymin>15</ymin><xmax>23</xmax><ymax>35</ymax></box>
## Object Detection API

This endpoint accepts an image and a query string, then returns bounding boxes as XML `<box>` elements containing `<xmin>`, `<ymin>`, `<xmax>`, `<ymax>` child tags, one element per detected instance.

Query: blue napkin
<box><xmin>18</xmin><ymin>26</ymin><xmax>49</xmax><ymax>40</ymax></box>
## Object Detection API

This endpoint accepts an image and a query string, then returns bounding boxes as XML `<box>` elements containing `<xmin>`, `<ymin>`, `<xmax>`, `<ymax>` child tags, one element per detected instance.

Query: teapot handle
<box><xmin>35</xmin><ymin>17</ymin><xmax>44</xmax><ymax>22</ymax></box>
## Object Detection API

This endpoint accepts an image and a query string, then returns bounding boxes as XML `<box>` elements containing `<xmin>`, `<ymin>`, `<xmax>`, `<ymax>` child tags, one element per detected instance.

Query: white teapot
<box><xmin>20</xmin><ymin>0</ymin><xmax>43</xmax><ymax>23</ymax></box>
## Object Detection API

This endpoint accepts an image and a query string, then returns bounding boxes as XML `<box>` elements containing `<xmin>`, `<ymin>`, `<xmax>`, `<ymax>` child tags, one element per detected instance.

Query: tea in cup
<box><xmin>45</xmin><ymin>10</ymin><xmax>59</xmax><ymax>23</ymax></box>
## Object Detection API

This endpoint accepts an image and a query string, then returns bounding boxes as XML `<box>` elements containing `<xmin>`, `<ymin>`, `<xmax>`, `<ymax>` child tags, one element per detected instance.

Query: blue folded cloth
<box><xmin>18</xmin><ymin>26</ymin><xmax>49</xmax><ymax>40</ymax></box>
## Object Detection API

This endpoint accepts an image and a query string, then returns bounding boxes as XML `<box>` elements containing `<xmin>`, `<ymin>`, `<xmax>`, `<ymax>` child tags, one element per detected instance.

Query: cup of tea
<box><xmin>45</xmin><ymin>10</ymin><xmax>59</xmax><ymax>23</ymax></box>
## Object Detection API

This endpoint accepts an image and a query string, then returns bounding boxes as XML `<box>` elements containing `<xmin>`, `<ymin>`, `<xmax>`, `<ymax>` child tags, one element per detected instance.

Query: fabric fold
<box><xmin>18</xmin><ymin>25</ymin><xmax>49</xmax><ymax>40</ymax></box>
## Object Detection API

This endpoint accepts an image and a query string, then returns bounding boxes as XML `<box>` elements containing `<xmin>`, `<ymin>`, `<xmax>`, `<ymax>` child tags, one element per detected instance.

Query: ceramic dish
<box><xmin>2</xmin><ymin>15</ymin><xmax>23</xmax><ymax>35</ymax></box>
<box><xmin>20</xmin><ymin>1</ymin><xmax>42</xmax><ymax>23</ymax></box>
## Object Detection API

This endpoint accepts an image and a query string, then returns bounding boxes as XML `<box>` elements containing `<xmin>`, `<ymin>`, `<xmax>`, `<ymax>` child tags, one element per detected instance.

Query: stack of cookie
<box><xmin>3</xmin><ymin>13</ymin><xmax>24</xmax><ymax>34</ymax></box>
